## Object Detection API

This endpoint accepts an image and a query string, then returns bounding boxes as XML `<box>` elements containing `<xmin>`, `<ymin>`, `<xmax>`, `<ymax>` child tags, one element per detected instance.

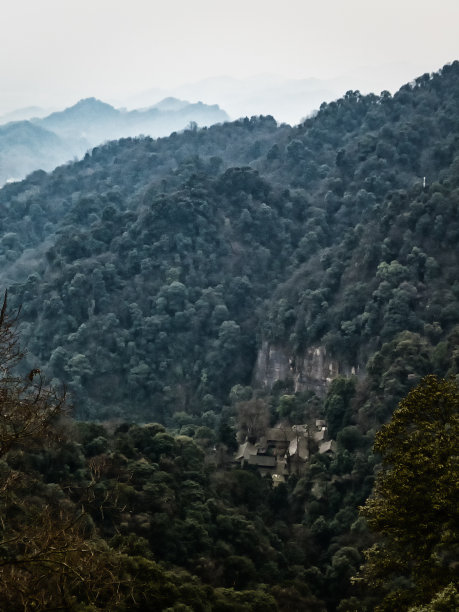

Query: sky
<box><xmin>1</xmin><ymin>0</ymin><xmax>459</xmax><ymax>116</ymax></box>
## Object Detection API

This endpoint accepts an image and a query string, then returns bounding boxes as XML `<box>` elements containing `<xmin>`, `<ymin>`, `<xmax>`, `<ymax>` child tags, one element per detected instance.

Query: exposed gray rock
<box><xmin>253</xmin><ymin>341</ymin><xmax>362</xmax><ymax>395</ymax></box>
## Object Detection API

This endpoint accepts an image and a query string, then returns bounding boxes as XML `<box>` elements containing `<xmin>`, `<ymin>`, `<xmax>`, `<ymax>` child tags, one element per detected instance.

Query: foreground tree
<box><xmin>0</xmin><ymin>293</ymin><xmax>128</xmax><ymax>610</ymax></box>
<box><xmin>0</xmin><ymin>293</ymin><xmax>66</xmax><ymax>456</ymax></box>
<box><xmin>359</xmin><ymin>375</ymin><xmax>459</xmax><ymax>611</ymax></box>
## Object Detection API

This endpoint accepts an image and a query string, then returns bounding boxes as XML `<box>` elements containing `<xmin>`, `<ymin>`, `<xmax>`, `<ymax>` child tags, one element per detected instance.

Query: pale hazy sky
<box><xmin>1</xmin><ymin>0</ymin><xmax>459</xmax><ymax>114</ymax></box>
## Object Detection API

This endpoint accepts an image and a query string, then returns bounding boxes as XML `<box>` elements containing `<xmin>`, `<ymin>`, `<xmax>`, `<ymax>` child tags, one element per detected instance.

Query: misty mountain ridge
<box><xmin>0</xmin><ymin>121</ymin><xmax>71</xmax><ymax>185</ymax></box>
<box><xmin>0</xmin><ymin>105</ymin><xmax>54</xmax><ymax>124</ymax></box>
<box><xmin>124</xmin><ymin>74</ymin><xmax>339</xmax><ymax>125</ymax></box>
<box><xmin>0</xmin><ymin>96</ymin><xmax>229</xmax><ymax>186</ymax></box>
<box><xmin>123</xmin><ymin>62</ymin><xmax>424</xmax><ymax>124</ymax></box>
<box><xmin>35</xmin><ymin>96</ymin><xmax>228</xmax><ymax>144</ymax></box>
<box><xmin>149</xmin><ymin>97</ymin><xmax>191</xmax><ymax>112</ymax></box>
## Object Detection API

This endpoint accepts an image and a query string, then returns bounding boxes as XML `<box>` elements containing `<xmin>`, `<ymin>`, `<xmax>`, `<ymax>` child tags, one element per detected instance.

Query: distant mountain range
<box><xmin>121</xmin><ymin>63</ymin><xmax>423</xmax><ymax>125</ymax></box>
<box><xmin>0</xmin><ymin>106</ymin><xmax>53</xmax><ymax>123</ymax></box>
<box><xmin>0</xmin><ymin>97</ymin><xmax>229</xmax><ymax>185</ymax></box>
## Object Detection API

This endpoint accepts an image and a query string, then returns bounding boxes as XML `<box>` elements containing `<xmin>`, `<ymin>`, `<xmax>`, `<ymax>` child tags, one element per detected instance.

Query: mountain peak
<box><xmin>41</xmin><ymin>98</ymin><xmax>118</xmax><ymax>125</ymax></box>
<box><xmin>66</xmin><ymin>97</ymin><xmax>117</xmax><ymax>114</ymax></box>
<box><xmin>151</xmin><ymin>97</ymin><xmax>189</xmax><ymax>112</ymax></box>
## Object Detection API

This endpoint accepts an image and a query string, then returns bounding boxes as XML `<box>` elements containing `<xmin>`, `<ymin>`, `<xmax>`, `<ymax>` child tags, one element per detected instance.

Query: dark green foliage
<box><xmin>1</xmin><ymin>62</ymin><xmax>459</xmax><ymax>610</ymax></box>
<box><xmin>324</xmin><ymin>377</ymin><xmax>356</xmax><ymax>437</ymax></box>
<box><xmin>359</xmin><ymin>376</ymin><xmax>459</xmax><ymax>611</ymax></box>
<box><xmin>1</xmin><ymin>62</ymin><xmax>458</xmax><ymax>425</ymax></box>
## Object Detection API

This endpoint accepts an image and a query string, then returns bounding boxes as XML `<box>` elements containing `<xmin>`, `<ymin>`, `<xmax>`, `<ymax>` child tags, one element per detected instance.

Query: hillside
<box><xmin>0</xmin><ymin>62</ymin><xmax>457</xmax><ymax>422</ymax></box>
<box><xmin>0</xmin><ymin>61</ymin><xmax>458</xmax><ymax>611</ymax></box>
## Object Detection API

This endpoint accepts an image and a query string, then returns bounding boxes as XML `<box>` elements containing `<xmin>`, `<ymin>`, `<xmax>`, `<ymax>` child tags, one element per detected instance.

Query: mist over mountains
<box><xmin>0</xmin><ymin>106</ymin><xmax>53</xmax><ymax>123</ymax></box>
<box><xmin>0</xmin><ymin>59</ymin><xmax>458</xmax><ymax>610</ymax></box>
<box><xmin>122</xmin><ymin>62</ymin><xmax>423</xmax><ymax>125</ymax></box>
<box><xmin>0</xmin><ymin>97</ymin><xmax>228</xmax><ymax>185</ymax></box>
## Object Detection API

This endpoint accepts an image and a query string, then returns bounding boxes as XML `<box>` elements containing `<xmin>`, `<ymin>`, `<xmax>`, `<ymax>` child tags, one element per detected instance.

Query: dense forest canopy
<box><xmin>0</xmin><ymin>62</ymin><xmax>458</xmax><ymax>610</ymax></box>
<box><xmin>0</xmin><ymin>297</ymin><xmax>457</xmax><ymax>611</ymax></box>
<box><xmin>1</xmin><ymin>61</ymin><xmax>459</xmax><ymax>422</ymax></box>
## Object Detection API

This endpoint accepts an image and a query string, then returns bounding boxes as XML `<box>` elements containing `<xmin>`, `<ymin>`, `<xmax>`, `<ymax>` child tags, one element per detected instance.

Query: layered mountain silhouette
<box><xmin>124</xmin><ymin>63</ymin><xmax>422</xmax><ymax>125</ymax></box>
<box><xmin>0</xmin><ymin>97</ymin><xmax>228</xmax><ymax>185</ymax></box>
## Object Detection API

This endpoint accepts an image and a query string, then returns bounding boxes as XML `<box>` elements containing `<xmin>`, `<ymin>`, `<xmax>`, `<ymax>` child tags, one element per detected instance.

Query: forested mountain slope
<box><xmin>0</xmin><ymin>61</ymin><xmax>458</xmax><ymax>612</ymax></box>
<box><xmin>1</xmin><ymin>62</ymin><xmax>458</xmax><ymax>421</ymax></box>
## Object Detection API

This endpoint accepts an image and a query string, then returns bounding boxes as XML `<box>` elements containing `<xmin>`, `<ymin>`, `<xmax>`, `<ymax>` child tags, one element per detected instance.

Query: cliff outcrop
<box><xmin>253</xmin><ymin>341</ymin><xmax>360</xmax><ymax>395</ymax></box>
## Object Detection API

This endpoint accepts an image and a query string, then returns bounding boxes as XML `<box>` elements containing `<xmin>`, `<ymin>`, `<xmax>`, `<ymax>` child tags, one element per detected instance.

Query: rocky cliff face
<box><xmin>253</xmin><ymin>341</ymin><xmax>360</xmax><ymax>395</ymax></box>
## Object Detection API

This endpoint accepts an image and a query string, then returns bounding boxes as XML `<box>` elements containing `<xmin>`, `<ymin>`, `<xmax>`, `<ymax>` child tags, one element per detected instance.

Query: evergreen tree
<box><xmin>359</xmin><ymin>376</ymin><xmax>459</xmax><ymax>611</ymax></box>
